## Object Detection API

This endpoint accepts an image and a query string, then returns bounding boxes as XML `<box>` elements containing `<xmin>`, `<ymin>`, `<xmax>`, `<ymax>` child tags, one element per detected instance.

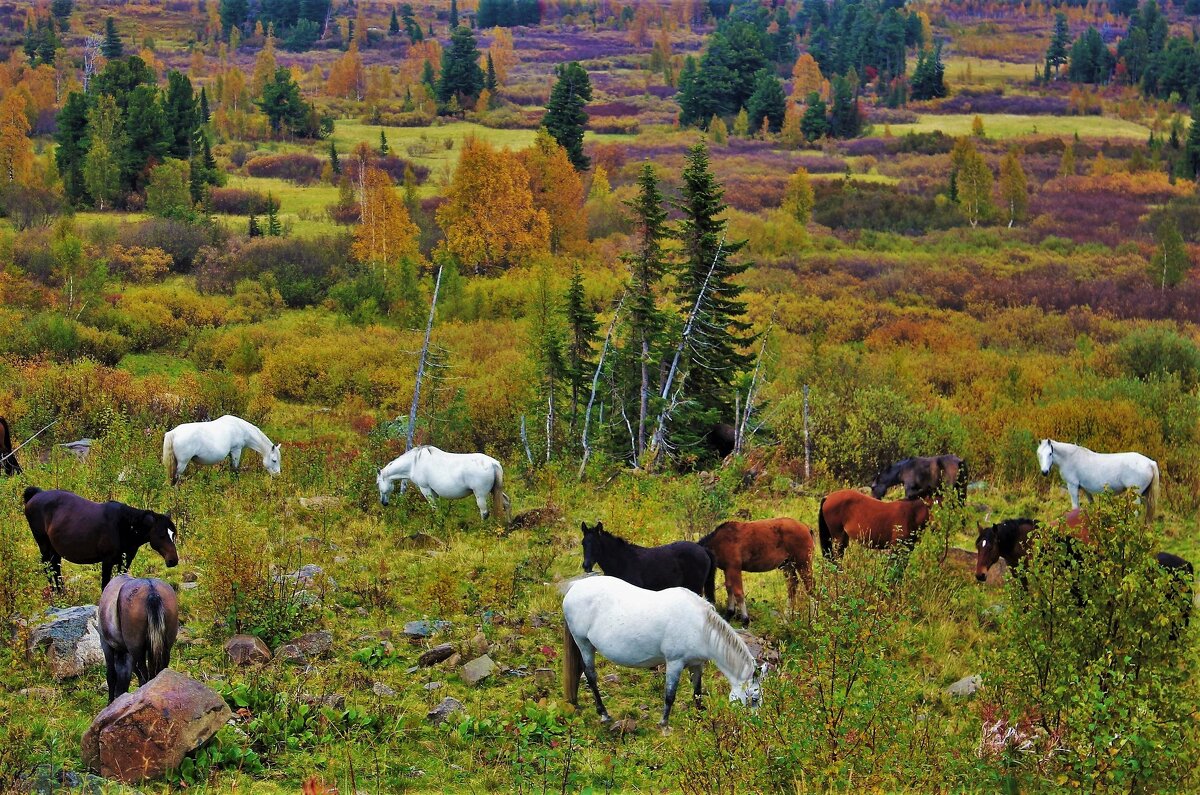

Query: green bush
<box><xmin>1116</xmin><ymin>326</ymin><xmax>1200</xmax><ymax>390</ymax></box>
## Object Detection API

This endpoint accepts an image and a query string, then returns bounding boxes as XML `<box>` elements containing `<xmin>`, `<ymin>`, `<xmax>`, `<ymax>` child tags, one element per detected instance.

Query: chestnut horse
<box><xmin>24</xmin><ymin>487</ymin><xmax>179</xmax><ymax>592</ymax></box>
<box><xmin>98</xmin><ymin>574</ymin><xmax>179</xmax><ymax>703</ymax></box>
<box><xmin>0</xmin><ymin>417</ymin><xmax>20</xmax><ymax>476</ymax></box>
<box><xmin>818</xmin><ymin>490</ymin><xmax>930</xmax><ymax>559</ymax></box>
<box><xmin>699</xmin><ymin>517</ymin><xmax>814</xmax><ymax>626</ymax></box>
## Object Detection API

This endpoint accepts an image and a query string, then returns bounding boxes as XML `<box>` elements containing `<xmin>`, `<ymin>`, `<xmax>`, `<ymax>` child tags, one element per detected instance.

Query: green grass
<box><xmin>942</xmin><ymin>57</ymin><xmax>1038</xmax><ymax>87</ymax></box>
<box><xmin>887</xmin><ymin>112</ymin><xmax>1151</xmax><ymax>140</ymax></box>
<box><xmin>116</xmin><ymin>352</ymin><xmax>198</xmax><ymax>380</ymax></box>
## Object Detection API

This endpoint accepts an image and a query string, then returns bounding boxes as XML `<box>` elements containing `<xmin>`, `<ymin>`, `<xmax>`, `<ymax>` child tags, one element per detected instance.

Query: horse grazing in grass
<box><xmin>98</xmin><ymin>574</ymin><xmax>179</xmax><ymax>703</ymax></box>
<box><xmin>818</xmin><ymin>490</ymin><xmax>930</xmax><ymax>559</ymax></box>
<box><xmin>699</xmin><ymin>518</ymin><xmax>814</xmax><ymax>626</ymax></box>
<box><xmin>163</xmin><ymin>415</ymin><xmax>281</xmax><ymax>485</ymax></box>
<box><xmin>1037</xmin><ymin>439</ymin><xmax>1160</xmax><ymax>521</ymax></box>
<box><xmin>24</xmin><ymin>487</ymin><xmax>179</xmax><ymax>591</ymax></box>
<box><xmin>561</xmin><ymin>575</ymin><xmax>764</xmax><ymax>731</ymax></box>
<box><xmin>870</xmin><ymin>455</ymin><xmax>967</xmax><ymax>501</ymax></box>
<box><xmin>377</xmin><ymin>445</ymin><xmax>510</xmax><ymax>522</ymax></box>
<box><xmin>0</xmin><ymin>417</ymin><xmax>20</xmax><ymax>476</ymax></box>
<box><xmin>974</xmin><ymin>518</ymin><xmax>1039</xmax><ymax>582</ymax></box>
<box><xmin>580</xmin><ymin>522</ymin><xmax>715</xmax><ymax>601</ymax></box>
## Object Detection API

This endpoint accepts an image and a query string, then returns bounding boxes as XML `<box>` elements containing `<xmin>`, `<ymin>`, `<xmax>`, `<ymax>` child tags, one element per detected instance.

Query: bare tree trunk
<box><xmin>400</xmin><ymin>265</ymin><xmax>442</xmax><ymax>493</ymax></box>
<box><xmin>803</xmin><ymin>384</ymin><xmax>811</xmax><ymax>482</ymax></box>
<box><xmin>578</xmin><ymin>297</ymin><xmax>623</xmax><ymax>480</ymax></box>
<box><xmin>521</xmin><ymin>415</ymin><xmax>533</xmax><ymax>465</ymax></box>
<box><xmin>637</xmin><ymin>337</ymin><xmax>649</xmax><ymax>458</ymax></box>
<box><xmin>736</xmin><ymin>326</ymin><xmax>771</xmax><ymax>454</ymax></box>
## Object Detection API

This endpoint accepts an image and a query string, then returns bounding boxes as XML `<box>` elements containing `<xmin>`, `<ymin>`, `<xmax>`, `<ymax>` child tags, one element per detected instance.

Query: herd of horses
<box><xmin>1</xmin><ymin>411</ymin><xmax>1189</xmax><ymax>731</ymax></box>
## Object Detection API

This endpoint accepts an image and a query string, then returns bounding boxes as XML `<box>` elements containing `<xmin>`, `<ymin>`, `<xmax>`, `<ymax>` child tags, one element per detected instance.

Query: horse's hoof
<box><xmin>659</xmin><ymin>724</ymin><xmax>672</xmax><ymax>736</ymax></box>
<box><xmin>599</xmin><ymin>713</ymin><xmax>611</xmax><ymax>724</ymax></box>
<box><xmin>741</xmin><ymin>617</ymin><xmax>751</xmax><ymax>628</ymax></box>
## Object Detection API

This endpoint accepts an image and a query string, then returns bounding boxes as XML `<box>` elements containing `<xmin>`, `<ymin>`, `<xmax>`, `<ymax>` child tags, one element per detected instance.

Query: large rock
<box><xmin>986</xmin><ymin>559</ymin><xmax>1009</xmax><ymax>587</ymax></box>
<box><xmin>404</xmin><ymin>620</ymin><xmax>451</xmax><ymax>638</ymax></box>
<box><xmin>276</xmin><ymin>631</ymin><xmax>333</xmax><ymax>664</ymax></box>
<box><xmin>81</xmin><ymin>670</ymin><xmax>230</xmax><ymax>784</ymax></box>
<box><xmin>282</xmin><ymin>564</ymin><xmax>335</xmax><ymax>591</ymax></box>
<box><xmin>28</xmin><ymin>606</ymin><xmax>104</xmax><ymax>680</ymax></box>
<box><xmin>460</xmin><ymin>654</ymin><xmax>496</xmax><ymax>686</ymax></box>
<box><xmin>946</xmin><ymin>674</ymin><xmax>982</xmax><ymax>698</ymax></box>
<box><xmin>224</xmin><ymin>635</ymin><xmax>271</xmax><ymax>666</ymax></box>
<box><xmin>418</xmin><ymin>643</ymin><xmax>456</xmax><ymax>667</ymax></box>
<box><xmin>427</xmin><ymin>697</ymin><xmax>464</xmax><ymax>725</ymax></box>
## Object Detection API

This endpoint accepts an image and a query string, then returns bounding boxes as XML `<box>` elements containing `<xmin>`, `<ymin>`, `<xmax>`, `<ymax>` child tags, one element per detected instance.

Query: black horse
<box><xmin>1155</xmin><ymin>552</ymin><xmax>1194</xmax><ymax>635</ymax></box>
<box><xmin>580</xmin><ymin>522</ymin><xmax>716</xmax><ymax>601</ymax></box>
<box><xmin>871</xmin><ymin>455</ymin><xmax>967</xmax><ymax>501</ymax></box>
<box><xmin>24</xmin><ymin>487</ymin><xmax>179</xmax><ymax>592</ymax></box>
<box><xmin>0</xmin><ymin>417</ymin><xmax>20</xmax><ymax>476</ymax></box>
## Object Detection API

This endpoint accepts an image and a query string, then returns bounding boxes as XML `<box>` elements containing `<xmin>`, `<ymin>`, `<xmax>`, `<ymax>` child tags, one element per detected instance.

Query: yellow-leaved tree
<box><xmin>0</xmin><ymin>90</ymin><xmax>33</xmax><ymax>186</ymax></box>
<box><xmin>790</xmin><ymin>53</ymin><xmax>824</xmax><ymax>104</ymax></box>
<box><xmin>436</xmin><ymin>136</ymin><xmax>550</xmax><ymax>272</ymax></box>
<box><xmin>327</xmin><ymin>42</ymin><xmax>365</xmax><ymax>100</ymax></box>
<box><xmin>520</xmin><ymin>128</ymin><xmax>586</xmax><ymax>254</ymax></box>
<box><xmin>352</xmin><ymin>164</ymin><xmax>422</xmax><ymax>268</ymax></box>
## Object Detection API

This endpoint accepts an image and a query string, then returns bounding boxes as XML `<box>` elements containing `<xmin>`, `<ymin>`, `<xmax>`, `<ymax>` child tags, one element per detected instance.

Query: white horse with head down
<box><xmin>162</xmin><ymin>415</ymin><xmax>281</xmax><ymax>485</ymax></box>
<box><xmin>376</xmin><ymin>445</ymin><xmax>510</xmax><ymax>522</ymax></box>
<box><xmin>1037</xmin><ymin>438</ymin><xmax>1161</xmax><ymax>521</ymax></box>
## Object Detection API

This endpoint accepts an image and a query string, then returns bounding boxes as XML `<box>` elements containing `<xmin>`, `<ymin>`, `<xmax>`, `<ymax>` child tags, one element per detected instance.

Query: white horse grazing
<box><xmin>162</xmin><ymin>415</ymin><xmax>281</xmax><ymax>485</ymax></box>
<box><xmin>561</xmin><ymin>575</ymin><xmax>764</xmax><ymax>730</ymax></box>
<box><xmin>1037</xmin><ymin>439</ymin><xmax>1160</xmax><ymax>521</ymax></box>
<box><xmin>376</xmin><ymin>445</ymin><xmax>510</xmax><ymax>521</ymax></box>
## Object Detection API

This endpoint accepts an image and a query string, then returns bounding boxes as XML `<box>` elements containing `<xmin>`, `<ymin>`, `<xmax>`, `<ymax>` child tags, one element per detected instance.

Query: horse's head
<box><xmin>580</xmin><ymin>521</ymin><xmax>603</xmax><ymax>572</ymax></box>
<box><xmin>141</xmin><ymin>510</ymin><xmax>179</xmax><ymax>569</ymax></box>
<box><xmin>1037</xmin><ymin>439</ymin><xmax>1054</xmax><ymax>475</ymax></box>
<box><xmin>377</xmin><ymin>468</ymin><xmax>396</xmax><ymax>506</ymax></box>
<box><xmin>975</xmin><ymin>522</ymin><xmax>1000</xmax><ymax>582</ymax></box>
<box><xmin>869</xmin><ymin>470</ymin><xmax>890</xmax><ymax>499</ymax></box>
<box><xmin>730</xmin><ymin>662</ymin><xmax>766</xmax><ymax>709</ymax></box>
<box><xmin>263</xmin><ymin>444</ymin><xmax>282</xmax><ymax>476</ymax></box>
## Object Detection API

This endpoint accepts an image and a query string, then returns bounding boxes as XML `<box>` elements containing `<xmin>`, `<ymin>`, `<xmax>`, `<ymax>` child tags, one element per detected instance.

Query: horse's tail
<box><xmin>162</xmin><ymin>431</ymin><xmax>177</xmax><ymax>485</ymax></box>
<box><xmin>703</xmin><ymin>547</ymin><xmax>717</xmax><ymax>603</ymax></box>
<box><xmin>22</xmin><ymin>485</ymin><xmax>41</xmax><ymax>504</ymax></box>
<box><xmin>1145</xmin><ymin>461</ymin><xmax>1161</xmax><ymax>523</ymax></box>
<box><xmin>145</xmin><ymin>585</ymin><xmax>170</xmax><ymax>678</ymax></box>
<box><xmin>490</xmin><ymin>462</ymin><xmax>509</xmax><ymax>524</ymax></box>
<box><xmin>818</xmin><ymin>496</ymin><xmax>833</xmax><ymax>559</ymax></box>
<box><xmin>0</xmin><ymin>417</ymin><xmax>11</xmax><ymax>451</ymax></box>
<box><xmin>563</xmin><ymin>619</ymin><xmax>582</xmax><ymax>706</ymax></box>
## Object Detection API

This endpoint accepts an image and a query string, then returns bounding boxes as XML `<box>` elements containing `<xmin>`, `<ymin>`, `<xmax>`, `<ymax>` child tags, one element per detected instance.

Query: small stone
<box><xmin>946</xmin><ymin>675</ymin><xmax>982</xmax><ymax>697</ymax></box>
<box><xmin>276</xmin><ymin>644</ymin><xmax>306</xmax><ymax>664</ymax></box>
<box><xmin>371</xmin><ymin>682</ymin><xmax>396</xmax><ymax>697</ymax></box>
<box><xmin>423</xmin><ymin>681</ymin><xmax>442</xmax><ymax>691</ymax></box>
<box><xmin>398</xmin><ymin>533</ymin><xmax>441</xmax><ymax>550</ymax></box>
<box><xmin>405</xmin><ymin>666</ymin><xmax>419</xmax><ymax>674</ymax></box>
<box><xmin>460</xmin><ymin>654</ymin><xmax>496</xmax><ymax>686</ymax></box>
<box><xmin>182</xmin><ymin>571</ymin><xmax>198</xmax><ymax>583</ymax></box>
<box><xmin>534</xmin><ymin>668</ymin><xmax>555</xmax><ymax>686</ymax></box>
<box><xmin>18</xmin><ymin>687</ymin><xmax>57</xmax><ymax>700</ymax></box>
<box><xmin>986</xmin><ymin>559</ymin><xmax>1009</xmax><ymax>587</ymax></box>
<box><xmin>427</xmin><ymin>696</ymin><xmax>464</xmax><ymax>725</ymax></box>
<box><xmin>609</xmin><ymin>718</ymin><xmax>636</xmax><ymax>735</ymax></box>
<box><xmin>470</xmin><ymin>632</ymin><xmax>489</xmax><ymax>656</ymax></box>
<box><xmin>445</xmin><ymin>653</ymin><xmax>461</xmax><ymax>668</ymax></box>
<box><xmin>298</xmin><ymin>496</ymin><xmax>340</xmax><ymax>511</ymax></box>
<box><xmin>404</xmin><ymin>620</ymin><xmax>451</xmax><ymax>638</ymax></box>
<box><xmin>293</xmin><ymin>631</ymin><xmax>333</xmax><ymax>658</ymax></box>
<box><xmin>224</xmin><ymin>635</ymin><xmax>271</xmax><ymax>666</ymax></box>
<box><xmin>285</xmin><ymin>564</ymin><xmax>335</xmax><ymax>590</ymax></box>
<box><xmin>736</xmin><ymin>630</ymin><xmax>781</xmax><ymax>667</ymax></box>
<box><xmin>181</xmin><ymin>582</ymin><xmax>199</xmax><ymax>591</ymax></box>
<box><xmin>303</xmin><ymin>692</ymin><xmax>346</xmax><ymax>711</ymax></box>
<box><xmin>603</xmin><ymin>674</ymin><xmax>620</xmax><ymax>684</ymax></box>
<box><xmin>418</xmin><ymin>643</ymin><xmax>456</xmax><ymax>667</ymax></box>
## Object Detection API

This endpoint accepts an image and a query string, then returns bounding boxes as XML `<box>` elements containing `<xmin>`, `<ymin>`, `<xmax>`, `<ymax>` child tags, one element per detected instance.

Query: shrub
<box><xmin>343</xmin><ymin>154</ymin><xmax>430</xmax><ymax>184</ymax></box>
<box><xmin>208</xmin><ymin>188</ymin><xmax>280</xmax><ymax>215</ymax></box>
<box><xmin>195</xmin><ymin>234</ymin><xmax>351</xmax><ymax>306</ymax></box>
<box><xmin>118</xmin><ymin>219</ymin><xmax>219</xmax><ymax>272</ymax></box>
<box><xmin>1116</xmin><ymin>326</ymin><xmax>1200</xmax><ymax>390</ymax></box>
<box><xmin>107</xmin><ymin>245</ymin><xmax>172</xmax><ymax>283</ymax></box>
<box><xmin>244</xmin><ymin>153</ymin><xmax>323</xmax><ymax>184</ymax></box>
<box><xmin>813</xmin><ymin>181</ymin><xmax>963</xmax><ymax>235</ymax></box>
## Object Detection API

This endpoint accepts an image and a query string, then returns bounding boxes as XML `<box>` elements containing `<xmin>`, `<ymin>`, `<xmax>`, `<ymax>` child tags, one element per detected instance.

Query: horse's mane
<box><xmin>702</xmin><ymin>604</ymin><xmax>755</xmax><ymax>680</ymax></box>
<box><xmin>698</xmin><ymin>522</ymin><xmax>734</xmax><ymax>546</ymax></box>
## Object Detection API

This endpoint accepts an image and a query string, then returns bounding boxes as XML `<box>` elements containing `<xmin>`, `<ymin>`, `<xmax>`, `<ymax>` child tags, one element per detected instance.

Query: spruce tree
<box><xmin>266</xmin><ymin>194</ymin><xmax>282</xmax><ymax>236</ymax></box>
<box><xmin>329</xmin><ymin>140</ymin><xmax>341</xmax><ymax>174</ymax></box>
<box><xmin>622</xmin><ymin>163</ymin><xmax>670</xmax><ymax>456</ymax></box>
<box><xmin>1185</xmin><ymin>102</ymin><xmax>1200</xmax><ymax>179</ymax></box>
<box><xmin>669</xmin><ymin>142</ymin><xmax>752</xmax><ymax>441</ymax></box>
<box><xmin>437</xmin><ymin>26</ymin><xmax>485</xmax><ymax>107</ymax></box>
<box><xmin>564</xmin><ymin>262</ymin><xmax>599</xmax><ymax>432</ymax></box>
<box><xmin>199</xmin><ymin>86</ymin><xmax>211</xmax><ymax>123</ymax></box>
<box><xmin>829</xmin><ymin>75</ymin><xmax>862</xmax><ymax>138</ymax></box>
<box><xmin>543</xmin><ymin>61</ymin><xmax>592</xmax><ymax>170</ymax></box>
<box><xmin>102</xmin><ymin>17</ymin><xmax>124</xmax><ymax>59</ymax></box>
<box><xmin>163</xmin><ymin>70</ymin><xmax>199</xmax><ymax>159</ymax></box>
<box><xmin>389</xmin><ymin>7</ymin><xmax>400</xmax><ymax>35</ymax></box>
<box><xmin>1046</xmin><ymin>12</ymin><xmax>1070</xmax><ymax>77</ymax></box>
<box><xmin>380</xmin><ymin>129</ymin><xmax>390</xmax><ymax>155</ymax></box>
<box><xmin>746</xmin><ymin>68</ymin><xmax>786</xmax><ymax>134</ymax></box>
<box><xmin>450</xmin><ymin>0</ymin><xmax>459</xmax><ymax>28</ymax></box>
<box><xmin>248</xmin><ymin>213</ymin><xmax>261</xmax><ymax>236</ymax></box>
<box><xmin>485</xmin><ymin>53</ymin><xmax>498</xmax><ymax>92</ymax></box>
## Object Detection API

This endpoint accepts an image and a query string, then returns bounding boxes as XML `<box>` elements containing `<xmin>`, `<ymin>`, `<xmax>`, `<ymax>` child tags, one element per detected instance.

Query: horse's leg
<box><xmin>230</xmin><ymin>445</ymin><xmax>243</xmax><ymax>475</ymax></box>
<box><xmin>728</xmin><ymin>568</ymin><xmax>750</xmax><ymax>626</ymax></box>
<box><xmin>784</xmin><ymin>564</ymin><xmax>798</xmax><ymax>618</ymax></box>
<box><xmin>418</xmin><ymin>486</ymin><xmax>438</xmax><ymax>509</ymax></box>
<box><xmin>112</xmin><ymin>651</ymin><xmax>134</xmax><ymax>701</ymax></box>
<box><xmin>474</xmin><ymin>489</ymin><xmax>490</xmax><ymax>521</ymax></box>
<box><xmin>101</xmin><ymin>559</ymin><xmax>114</xmax><ymax>589</ymax></box>
<box><xmin>689</xmin><ymin>664</ymin><xmax>704</xmax><ymax>708</ymax></box>
<box><xmin>102</xmin><ymin>643</ymin><xmax>120</xmax><ymax>703</ymax></box>
<box><xmin>722</xmin><ymin>567</ymin><xmax>740</xmax><ymax>620</ymax></box>
<box><xmin>660</xmin><ymin>659</ymin><xmax>686</xmax><ymax>730</ymax></box>
<box><xmin>1067</xmin><ymin>480</ymin><xmax>1081</xmax><ymax>509</ymax></box>
<box><xmin>174</xmin><ymin>456</ymin><xmax>189</xmax><ymax>484</ymax></box>
<box><xmin>578</xmin><ymin>642</ymin><xmax>609</xmax><ymax>723</ymax></box>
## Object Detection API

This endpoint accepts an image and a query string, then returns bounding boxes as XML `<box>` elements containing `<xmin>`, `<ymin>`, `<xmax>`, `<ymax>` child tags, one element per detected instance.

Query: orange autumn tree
<box><xmin>327</xmin><ymin>42</ymin><xmax>365</xmax><ymax>100</ymax></box>
<box><xmin>352</xmin><ymin>163</ymin><xmax>422</xmax><ymax>269</ymax></box>
<box><xmin>0</xmin><ymin>90</ymin><xmax>33</xmax><ymax>185</ymax></box>
<box><xmin>791</xmin><ymin>53</ymin><xmax>824</xmax><ymax>104</ymax></box>
<box><xmin>436</xmin><ymin>136</ymin><xmax>550</xmax><ymax>272</ymax></box>
<box><xmin>520</xmin><ymin>127</ymin><xmax>586</xmax><ymax>254</ymax></box>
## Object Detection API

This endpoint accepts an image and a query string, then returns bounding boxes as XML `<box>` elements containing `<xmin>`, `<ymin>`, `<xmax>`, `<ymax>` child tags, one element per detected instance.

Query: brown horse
<box><xmin>974</xmin><ymin>518</ymin><xmax>1039</xmax><ymax>581</ymax></box>
<box><xmin>24</xmin><ymin>487</ymin><xmax>179</xmax><ymax>592</ymax></box>
<box><xmin>870</xmin><ymin>455</ymin><xmax>967</xmax><ymax>501</ymax></box>
<box><xmin>818</xmin><ymin>490</ymin><xmax>931</xmax><ymax>559</ymax></box>
<box><xmin>0</xmin><ymin>417</ymin><xmax>20</xmax><ymax>476</ymax></box>
<box><xmin>699</xmin><ymin>518</ymin><xmax>814</xmax><ymax>626</ymax></box>
<box><xmin>98</xmin><ymin>574</ymin><xmax>179</xmax><ymax>703</ymax></box>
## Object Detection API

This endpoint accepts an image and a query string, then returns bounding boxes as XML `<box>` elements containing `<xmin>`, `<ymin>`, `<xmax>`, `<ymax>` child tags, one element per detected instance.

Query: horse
<box><xmin>1155</xmin><ymin>552</ymin><xmax>1194</xmax><ymax>636</ymax></box>
<box><xmin>377</xmin><ymin>445</ymin><xmax>510</xmax><ymax>522</ymax></box>
<box><xmin>1037</xmin><ymin>439</ymin><xmax>1160</xmax><ymax>521</ymax></box>
<box><xmin>98</xmin><ymin>574</ymin><xmax>179</xmax><ymax>703</ymax></box>
<box><xmin>870</xmin><ymin>455</ymin><xmax>967</xmax><ymax>501</ymax></box>
<box><xmin>974</xmin><ymin>518</ymin><xmax>1039</xmax><ymax>582</ymax></box>
<box><xmin>581</xmin><ymin>522</ymin><xmax>715</xmax><ymax>601</ymax></box>
<box><xmin>699</xmin><ymin>518</ymin><xmax>814</xmax><ymax>626</ymax></box>
<box><xmin>0</xmin><ymin>416</ymin><xmax>21</xmax><ymax>476</ymax></box>
<box><xmin>818</xmin><ymin>490</ymin><xmax>931</xmax><ymax>559</ymax></box>
<box><xmin>24</xmin><ymin>487</ymin><xmax>179</xmax><ymax>591</ymax></box>
<box><xmin>163</xmin><ymin>415</ymin><xmax>281</xmax><ymax>485</ymax></box>
<box><xmin>560</xmin><ymin>575</ymin><xmax>764</xmax><ymax>731</ymax></box>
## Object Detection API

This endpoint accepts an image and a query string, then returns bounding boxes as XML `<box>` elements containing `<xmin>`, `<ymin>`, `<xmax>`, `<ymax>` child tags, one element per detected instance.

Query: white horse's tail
<box><xmin>162</xmin><ymin>431</ymin><xmax>178</xmax><ymax>485</ymax></box>
<box><xmin>491</xmin><ymin>462</ymin><xmax>510</xmax><ymax>524</ymax></box>
<box><xmin>1145</xmin><ymin>461</ymin><xmax>1161</xmax><ymax>523</ymax></box>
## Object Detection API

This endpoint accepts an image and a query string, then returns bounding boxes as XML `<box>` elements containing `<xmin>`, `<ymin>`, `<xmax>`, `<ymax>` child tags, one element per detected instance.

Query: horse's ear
<box><xmin>595</xmin><ymin>521</ymin><xmax>603</xmax><ymax>533</ymax></box>
<box><xmin>581</xmin><ymin>521</ymin><xmax>590</xmax><ymax>534</ymax></box>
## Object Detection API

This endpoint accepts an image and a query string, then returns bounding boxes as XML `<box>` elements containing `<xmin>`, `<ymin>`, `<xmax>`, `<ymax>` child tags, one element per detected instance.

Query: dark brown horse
<box><xmin>699</xmin><ymin>517</ymin><xmax>814</xmax><ymax>626</ymax></box>
<box><xmin>818</xmin><ymin>490</ymin><xmax>931</xmax><ymax>559</ymax></box>
<box><xmin>0</xmin><ymin>417</ymin><xmax>20</xmax><ymax>476</ymax></box>
<box><xmin>974</xmin><ymin>518</ymin><xmax>1040</xmax><ymax>581</ymax></box>
<box><xmin>24</xmin><ymin>487</ymin><xmax>179</xmax><ymax>592</ymax></box>
<box><xmin>870</xmin><ymin>455</ymin><xmax>967</xmax><ymax>501</ymax></box>
<box><xmin>581</xmin><ymin>522</ymin><xmax>716</xmax><ymax>601</ymax></box>
<box><xmin>98</xmin><ymin>574</ymin><xmax>179</xmax><ymax>703</ymax></box>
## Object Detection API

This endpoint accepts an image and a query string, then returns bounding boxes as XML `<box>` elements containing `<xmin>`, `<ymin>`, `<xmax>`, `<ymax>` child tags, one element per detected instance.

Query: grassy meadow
<box><xmin>2</xmin><ymin>0</ymin><xmax>1200</xmax><ymax>792</ymax></box>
